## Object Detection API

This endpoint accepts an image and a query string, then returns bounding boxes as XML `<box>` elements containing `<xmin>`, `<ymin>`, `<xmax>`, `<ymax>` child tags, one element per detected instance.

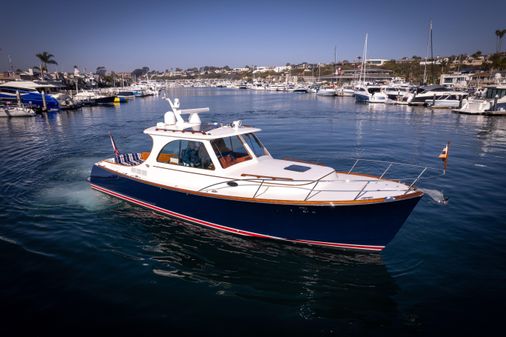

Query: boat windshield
<box><xmin>485</xmin><ymin>87</ymin><xmax>506</xmax><ymax>99</ymax></box>
<box><xmin>242</xmin><ymin>133</ymin><xmax>268</xmax><ymax>157</ymax></box>
<box><xmin>210</xmin><ymin>135</ymin><xmax>252</xmax><ymax>168</ymax></box>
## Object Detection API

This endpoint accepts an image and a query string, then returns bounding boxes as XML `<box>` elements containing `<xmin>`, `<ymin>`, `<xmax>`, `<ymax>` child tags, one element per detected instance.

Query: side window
<box><xmin>157</xmin><ymin>140</ymin><xmax>214</xmax><ymax>170</ymax></box>
<box><xmin>157</xmin><ymin>140</ymin><xmax>181</xmax><ymax>165</ymax></box>
<box><xmin>211</xmin><ymin>136</ymin><xmax>252</xmax><ymax>168</ymax></box>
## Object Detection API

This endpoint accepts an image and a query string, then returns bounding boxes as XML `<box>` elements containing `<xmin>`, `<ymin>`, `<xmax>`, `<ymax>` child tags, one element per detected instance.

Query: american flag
<box><xmin>109</xmin><ymin>132</ymin><xmax>120</xmax><ymax>162</ymax></box>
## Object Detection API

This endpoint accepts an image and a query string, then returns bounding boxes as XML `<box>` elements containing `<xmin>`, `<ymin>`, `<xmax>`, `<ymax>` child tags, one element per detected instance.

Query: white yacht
<box><xmin>0</xmin><ymin>105</ymin><xmax>37</xmax><ymax>117</ymax></box>
<box><xmin>354</xmin><ymin>85</ymin><xmax>388</xmax><ymax>103</ymax></box>
<box><xmin>317</xmin><ymin>87</ymin><xmax>337</xmax><ymax>96</ymax></box>
<box><xmin>383</xmin><ymin>84</ymin><xmax>413</xmax><ymax>103</ymax></box>
<box><xmin>88</xmin><ymin>98</ymin><xmax>436</xmax><ymax>252</ymax></box>
<box><xmin>408</xmin><ymin>85</ymin><xmax>468</xmax><ymax>106</ymax></box>
<box><xmin>452</xmin><ymin>85</ymin><xmax>506</xmax><ymax>115</ymax></box>
<box><xmin>336</xmin><ymin>85</ymin><xmax>355</xmax><ymax>97</ymax></box>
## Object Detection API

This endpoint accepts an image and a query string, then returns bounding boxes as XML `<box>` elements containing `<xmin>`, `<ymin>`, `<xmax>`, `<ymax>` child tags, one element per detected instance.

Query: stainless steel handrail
<box><xmin>196</xmin><ymin>159</ymin><xmax>441</xmax><ymax>199</ymax></box>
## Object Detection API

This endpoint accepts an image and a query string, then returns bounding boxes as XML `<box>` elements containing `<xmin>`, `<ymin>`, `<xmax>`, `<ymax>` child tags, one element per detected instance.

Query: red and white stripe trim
<box><xmin>90</xmin><ymin>183</ymin><xmax>384</xmax><ymax>252</ymax></box>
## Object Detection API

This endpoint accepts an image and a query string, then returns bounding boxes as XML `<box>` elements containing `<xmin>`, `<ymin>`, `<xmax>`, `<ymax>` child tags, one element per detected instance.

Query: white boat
<box><xmin>425</xmin><ymin>94</ymin><xmax>467</xmax><ymax>109</ymax></box>
<box><xmin>353</xmin><ymin>34</ymin><xmax>387</xmax><ymax>104</ymax></box>
<box><xmin>336</xmin><ymin>85</ymin><xmax>355</xmax><ymax>97</ymax></box>
<box><xmin>265</xmin><ymin>84</ymin><xmax>286</xmax><ymax>92</ymax></box>
<box><xmin>317</xmin><ymin>87</ymin><xmax>337</xmax><ymax>96</ymax></box>
<box><xmin>249</xmin><ymin>83</ymin><xmax>266</xmax><ymax>91</ymax></box>
<box><xmin>409</xmin><ymin>85</ymin><xmax>468</xmax><ymax>106</ymax></box>
<box><xmin>452</xmin><ymin>85</ymin><xmax>506</xmax><ymax>115</ymax></box>
<box><xmin>354</xmin><ymin>85</ymin><xmax>388</xmax><ymax>103</ymax></box>
<box><xmin>383</xmin><ymin>85</ymin><xmax>412</xmax><ymax>103</ymax></box>
<box><xmin>452</xmin><ymin>99</ymin><xmax>492</xmax><ymax>114</ymax></box>
<box><xmin>89</xmin><ymin>98</ymin><xmax>432</xmax><ymax>252</ymax></box>
<box><xmin>1</xmin><ymin>105</ymin><xmax>37</xmax><ymax>117</ymax></box>
<box><xmin>288</xmin><ymin>85</ymin><xmax>309</xmax><ymax>93</ymax></box>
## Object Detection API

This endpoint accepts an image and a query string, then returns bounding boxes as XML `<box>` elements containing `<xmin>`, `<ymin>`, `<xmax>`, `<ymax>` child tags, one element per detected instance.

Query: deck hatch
<box><xmin>284</xmin><ymin>164</ymin><xmax>311</xmax><ymax>172</ymax></box>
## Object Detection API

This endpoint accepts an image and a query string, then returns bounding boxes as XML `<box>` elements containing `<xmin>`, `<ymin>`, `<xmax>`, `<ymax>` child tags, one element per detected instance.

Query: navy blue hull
<box><xmin>0</xmin><ymin>92</ymin><xmax>59</xmax><ymax>111</ymax></box>
<box><xmin>90</xmin><ymin>165</ymin><xmax>422</xmax><ymax>251</ymax></box>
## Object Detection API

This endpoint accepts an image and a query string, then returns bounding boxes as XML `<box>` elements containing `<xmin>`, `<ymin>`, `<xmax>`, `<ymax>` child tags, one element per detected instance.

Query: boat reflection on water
<box><xmin>124</xmin><ymin>207</ymin><xmax>402</xmax><ymax>331</ymax></box>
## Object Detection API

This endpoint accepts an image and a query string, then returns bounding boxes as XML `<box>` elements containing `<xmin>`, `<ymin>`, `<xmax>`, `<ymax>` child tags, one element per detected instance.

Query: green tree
<box><xmin>35</xmin><ymin>51</ymin><xmax>57</xmax><ymax>78</ymax></box>
<box><xmin>471</xmin><ymin>51</ymin><xmax>482</xmax><ymax>58</ymax></box>
<box><xmin>490</xmin><ymin>53</ymin><xmax>506</xmax><ymax>70</ymax></box>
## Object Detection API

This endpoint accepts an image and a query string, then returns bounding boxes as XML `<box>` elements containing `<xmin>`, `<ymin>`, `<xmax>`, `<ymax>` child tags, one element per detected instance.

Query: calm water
<box><xmin>1</xmin><ymin>89</ymin><xmax>505</xmax><ymax>336</ymax></box>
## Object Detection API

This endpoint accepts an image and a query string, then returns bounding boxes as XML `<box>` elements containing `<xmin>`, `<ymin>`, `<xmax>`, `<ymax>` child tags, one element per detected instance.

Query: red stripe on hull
<box><xmin>90</xmin><ymin>183</ymin><xmax>384</xmax><ymax>252</ymax></box>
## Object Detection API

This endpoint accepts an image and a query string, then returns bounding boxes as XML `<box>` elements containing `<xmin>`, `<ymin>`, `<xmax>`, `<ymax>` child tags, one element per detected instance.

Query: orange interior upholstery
<box><xmin>219</xmin><ymin>156</ymin><xmax>233</xmax><ymax>168</ymax></box>
<box><xmin>219</xmin><ymin>154</ymin><xmax>251</xmax><ymax>168</ymax></box>
<box><xmin>140</xmin><ymin>152</ymin><xmax>150</xmax><ymax>160</ymax></box>
<box><xmin>157</xmin><ymin>153</ymin><xmax>176</xmax><ymax>163</ymax></box>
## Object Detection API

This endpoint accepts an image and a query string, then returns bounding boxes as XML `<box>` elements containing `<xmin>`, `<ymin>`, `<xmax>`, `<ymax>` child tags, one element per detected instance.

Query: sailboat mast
<box><xmin>423</xmin><ymin>20</ymin><xmax>429</xmax><ymax>84</ymax></box>
<box><xmin>423</xmin><ymin>20</ymin><xmax>433</xmax><ymax>84</ymax></box>
<box><xmin>430</xmin><ymin>21</ymin><xmax>434</xmax><ymax>84</ymax></box>
<box><xmin>363</xmin><ymin>33</ymin><xmax>368</xmax><ymax>85</ymax></box>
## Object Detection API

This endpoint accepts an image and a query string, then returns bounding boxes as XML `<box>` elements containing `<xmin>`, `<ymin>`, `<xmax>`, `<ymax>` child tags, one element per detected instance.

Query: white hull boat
<box><xmin>1</xmin><ymin>106</ymin><xmax>37</xmax><ymax>117</ymax></box>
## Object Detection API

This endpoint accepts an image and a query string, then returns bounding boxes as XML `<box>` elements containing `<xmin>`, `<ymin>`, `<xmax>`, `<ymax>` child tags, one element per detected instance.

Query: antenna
<box><xmin>160</xmin><ymin>98</ymin><xmax>209</xmax><ymax>127</ymax></box>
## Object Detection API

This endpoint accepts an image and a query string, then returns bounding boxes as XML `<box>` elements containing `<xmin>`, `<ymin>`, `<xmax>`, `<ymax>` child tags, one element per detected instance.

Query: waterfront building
<box><xmin>366</xmin><ymin>58</ymin><xmax>390</xmax><ymax>66</ymax></box>
<box><xmin>439</xmin><ymin>72</ymin><xmax>473</xmax><ymax>88</ymax></box>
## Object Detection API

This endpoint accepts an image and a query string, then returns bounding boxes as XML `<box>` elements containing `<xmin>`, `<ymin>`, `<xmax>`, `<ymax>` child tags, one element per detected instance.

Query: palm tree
<box><xmin>35</xmin><ymin>51</ymin><xmax>58</xmax><ymax>79</ymax></box>
<box><xmin>496</xmin><ymin>29</ymin><xmax>506</xmax><ymax>53</ymax></box>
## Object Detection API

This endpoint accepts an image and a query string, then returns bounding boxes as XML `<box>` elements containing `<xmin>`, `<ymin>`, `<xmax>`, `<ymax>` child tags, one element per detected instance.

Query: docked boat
<box><xmin>0</xmin><ymin>81</ymin><xmax>59</xmax><ymax>111</ymax></box>
<box><xmin>249</xmin><ymin>83</ymin><xmax>266</xmax><ymax>91</ymax></box>
<box><xmin>383</xmin><ymin>85</ymin><xmax>412</xmax><ymax>103</ymax></box>
<box><xmin>73</xmin><ymin>91</ymin><xmax>116</xmax><ymax>105</ymax></box>
<box><xmin>317</xmin><ymin>87</ymin><xmax>337</xmax><ymax>96</ymax></box>
<box><xmin>425</xmin><ymin>94</ymin><xmax>467</xmax><ymax>109</ymax></box>
<box><xmin>354</xmin><ymin>85</ymin><xmax>388</xmax><ymax>103</ymax></box>
<box><xmin>88</xmin><ymin>98</ymin><xmax>431</xmax><ymax>252</ymax></box>
<box><xmin>116</xmin><ymin>90</ymin><xmax>136</xmax><ymax>99</ymax></box>
<box><xmin>289</xmin><ymin>86</ymin><xmax>309</xmax><ymax>93</ymax></box>
<box><xmin>336</xmin><ymin>85</ymin><xmax>355</xmax><ymax>97</ymax></box>
<box><xmin>483</xmin><ymin>84</ymin><xmax>506</xmax><ymax>111</ymax></box>
<box><xmin>452</xmin><ymin>85</ymin><xmax>506</xmax><ymax>115</ymax></box>
<box><xmin>0</xmin><ymin>104</ymin><xmax>37</xmax><ymax>117</ymax></box>
<box><xmin>408</xmin><ymin>85</ymin><xmax>468</xmax><ymax>106</ymax></box>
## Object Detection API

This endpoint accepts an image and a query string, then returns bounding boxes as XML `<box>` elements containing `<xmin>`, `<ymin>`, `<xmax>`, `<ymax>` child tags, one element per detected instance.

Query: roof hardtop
<box><xmin>143</xmin><ymin>98</ymin><xmax>261</xmax><ymax>139</ymax></box>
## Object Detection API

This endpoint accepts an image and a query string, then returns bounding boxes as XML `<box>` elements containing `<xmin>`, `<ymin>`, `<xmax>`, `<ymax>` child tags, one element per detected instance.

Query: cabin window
<box><xmin>157</xmin><ymin>140</ymin><xmax>214</xmax><ymax>170</ymax></box>
<box><xmin>242</xmin><ymin>133</ymin><xmax>268</xmax><ymax>157</ymax></box>
<box><xmin>210</xmin><ymin>136</ymin><xmax>252</xmax><ymax>168</ymax></box>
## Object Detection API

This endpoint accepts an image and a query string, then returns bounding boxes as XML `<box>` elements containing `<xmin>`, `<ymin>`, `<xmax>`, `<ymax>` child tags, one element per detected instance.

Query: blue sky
<box><xmin>0</xmin><ymin>0</ymin><xmax>504</xmax><ymax>72</ymax></box>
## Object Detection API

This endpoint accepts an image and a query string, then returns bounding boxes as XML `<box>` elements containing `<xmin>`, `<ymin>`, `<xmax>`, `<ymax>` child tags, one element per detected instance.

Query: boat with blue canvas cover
<box><xmin>89</xmin><ymin>98</ymin><xmax>436</xmax><ymax>252</ymax></box>
<box><xmin>0</xmin><ymin>81</ymin><xmax>59</xmax><ymax>111</ymax></box>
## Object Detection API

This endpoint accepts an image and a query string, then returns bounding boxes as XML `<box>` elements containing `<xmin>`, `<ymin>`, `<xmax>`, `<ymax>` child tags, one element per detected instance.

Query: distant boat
<box><xmin>73</xmin><ymin>91</ymin><xmax>116</xmax><ymax>105</ymax></box>
<box><xmin>0</xmin><ymin>81</ymin><xmax>59</xmax><ymax>111</ymax></box>
<box><xmin>353</xmin><ymin>34</ymin><xmax>387</xmax><ymax>103</ymax></box>
<box><xmin>317</xmin><ymin>87</ymin><xmax>337</xmax><ymax>96</ymax></box>
<box><xmin>0</xmin><ymin>104</ymin><xmax>37</xmax><ymax>117</ymax></box>
<box><xmin>425</xmin><ymin>94</ymin><xmax>467</xmax><ymax>109</ymax></box>
<box><xmin>336</xmin><ymin>85</ymin><xmax>355</xmax><ymax>97</ymax></box>
<box><xmin>409</xmin><ymin>85</ymin><xmax>468</xmax><ymax>106</ymax></box>
<box><xmin>452</xmin><ymin>85</ymin><xmax>506</xmax><ymax>115</ymax></box>
<box><xmin>116</xmin><ymin>91</ymin><xmax>136</xmax><ymax>99</ymax></box>
<box><xmin>354</xmin><ymin>85</ymin><xmax>388</xmax><ymax>103</ymax></box>
<box><xmin>383</xmin><ymin>85</ymin><xmax>412</xmax><ymax>102</ymax></box>
<box><xmin>289</xmin><ymin>86</ymin><xmax>309</xmax><ymax>93</ymax></box>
